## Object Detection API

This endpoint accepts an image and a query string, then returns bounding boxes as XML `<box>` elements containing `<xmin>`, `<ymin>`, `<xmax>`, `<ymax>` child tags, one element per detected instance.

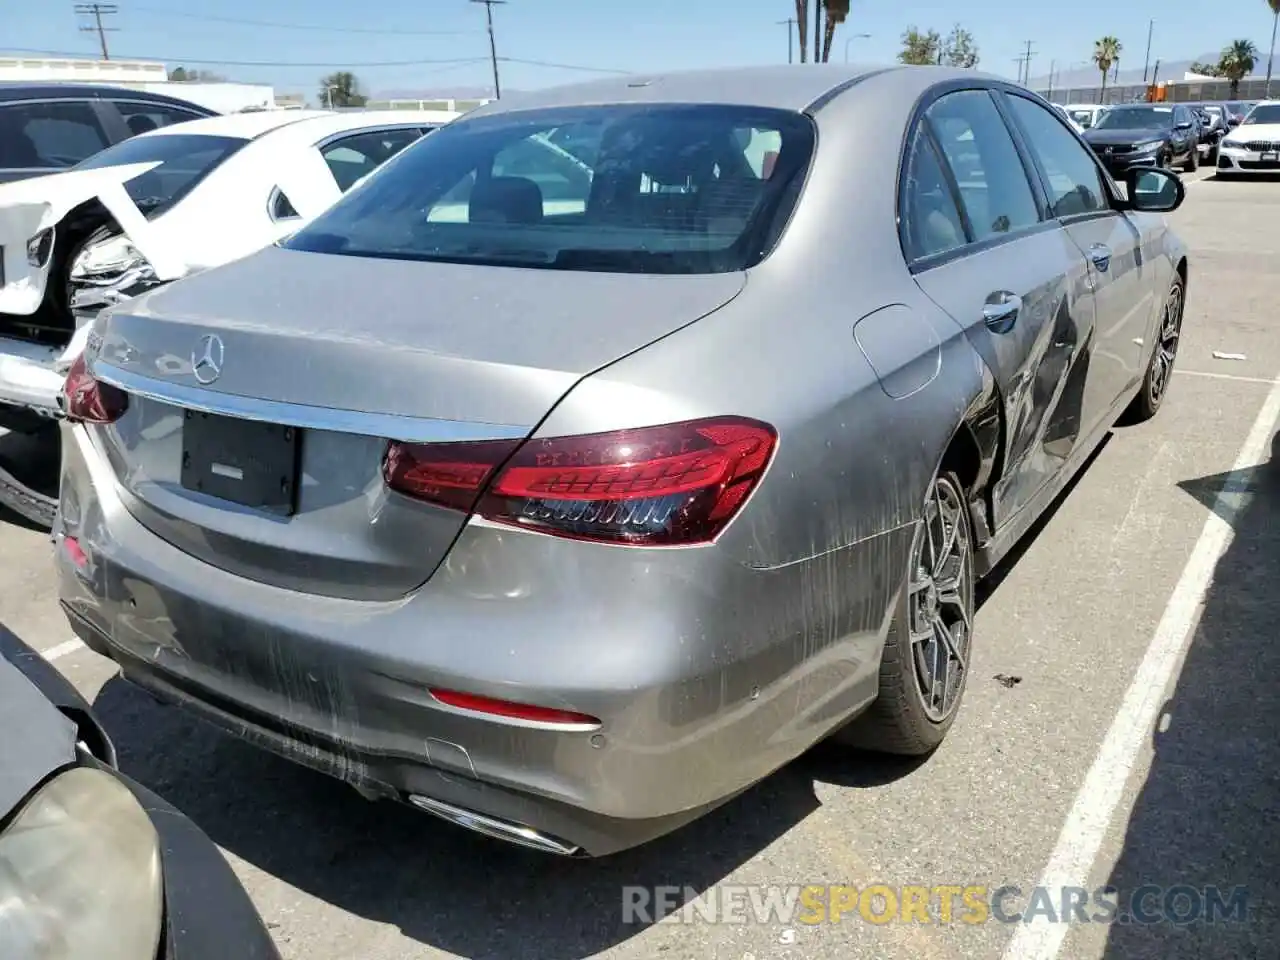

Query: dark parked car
<box><xmin>0</xmin><ymin>625</ymin><xmax>280</xmax><ymax>959</ymax></box>
<box><xmin>1187</xmin><ymin>101</ymin><xmax>1230</xmax><ymax>160</ymax></box>
<box><xmin>1083</xmin><ymin>102</ymin><xmax>1200</xmax><ymax>175</ymax></box>
<box><xmin>0</xmin><ymin>83</ymin><xmax>217</xmax><ymax>184</ymax></box>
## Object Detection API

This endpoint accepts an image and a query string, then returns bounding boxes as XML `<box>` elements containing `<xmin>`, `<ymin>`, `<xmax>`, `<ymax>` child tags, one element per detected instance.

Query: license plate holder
<box><xmin>1263</xmin><ymin>151</ymin><xmax>1278</xmax><ymax>162</ymax></box>
<box><xmin>179</xmin><ymin>410</ymin><xmax>300</xmax><ymax>516</ymax></box>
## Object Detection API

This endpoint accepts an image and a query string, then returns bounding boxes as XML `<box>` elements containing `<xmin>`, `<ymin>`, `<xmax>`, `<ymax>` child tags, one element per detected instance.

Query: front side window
<box><xmin>320</xmin><ymin>128</ymin><xmax>425</xmax><ymax>192</ymax></box>
<box><xmin>284</xmin><ymin>104</ymin><xmax>816</xmax><ymax>275</ymax></box>
<box><xmin>1004</xmin><ymin>94</ymin><xmax>1108</xmax><ymax>218</ymax></box>
<box><xmin>925</xmin><ymin>90</ymin><xmax>1040</xmax><ymax>241</ymax></box>
<box><xmin>0</xmin><ymin>101</ymin><xmax>109</xmax><ymax>169</ymax></box>
<box><xmin>74</xmin><ymin>133</ymin><xmax>248</xmax><ymax>219</ymax></box>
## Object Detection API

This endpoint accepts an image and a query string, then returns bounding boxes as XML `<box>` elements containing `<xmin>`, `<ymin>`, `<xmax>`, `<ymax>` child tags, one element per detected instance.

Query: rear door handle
<box><xmin>1089</xmin><ymin>243</ymin><xmax>1112</xmax><ymax>272</ymax></box>
<box><xmin>982</xmin><ymin>292</ymin><xmax>1022</xmax><ymax>334</ymax></box>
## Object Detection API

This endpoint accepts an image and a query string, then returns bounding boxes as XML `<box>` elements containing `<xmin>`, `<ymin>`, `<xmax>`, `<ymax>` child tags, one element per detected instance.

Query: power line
<box><xmin>497</xmin><ymin>57</ymin><xmax>630</xmax><ymax>75</ymax></box>
<box><xmin>1</xmin><ymin>47</ymin><xmax>485</xmax><ymax>68</ymax></box>
<box><xmin>75</xmin><ymin>3</ymin><xmax>118</xmax><ymax>60</ymax></box>
<box><xmin>470</xmin><ymin>0</ymin><xmax>505</xmax><ymax>100</ymax></box>
<box><xmin>128</xmin><ymin>5</ymin><xmax>476</xmax><ymax>36</ymax></box>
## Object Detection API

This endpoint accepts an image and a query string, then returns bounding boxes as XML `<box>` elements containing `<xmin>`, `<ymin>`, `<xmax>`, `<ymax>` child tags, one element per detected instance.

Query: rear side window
<box><xmin>284</xmin><ymin>104</ymin><xmax>816</xmax><ymax>274</ymax></box>
<box><xmin>925</xmin><ymin>91</ymin><xmax>1040</xmax><ymax>242</ymax></box>
<box><xmin>901</xmin><ymin>130</ymin><xmax>967</xmax><ymax>261</ymax></box>
<box><xmin>74</xmin><ymin>133</ymin><xmax>248</xmax><ymax>219</ymax></box>
<box><xmin>114</xmin><ymin>100</ymin><xmax>207</xmax><ymax>136</ymax></box>
<box><xmin>320</xmin><ymin>128</ymin><xmax>425</xmax><ymax>192</ymax></box>
<box><xmin>0</xmin><ymin>101</ymin><xmax>109</xmax><ymax>169</ymax></box>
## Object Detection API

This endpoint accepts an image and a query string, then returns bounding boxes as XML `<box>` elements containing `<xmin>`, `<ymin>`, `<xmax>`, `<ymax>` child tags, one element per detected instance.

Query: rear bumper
<box><xmin>55</xmin><ymin>422</ymin><xmax>905</xmax><ymax>855</ymax></box>
<box><xmin>0</xmin><ymin>334</ymin><xmax>63</xmax><ymax>415</ymax></box>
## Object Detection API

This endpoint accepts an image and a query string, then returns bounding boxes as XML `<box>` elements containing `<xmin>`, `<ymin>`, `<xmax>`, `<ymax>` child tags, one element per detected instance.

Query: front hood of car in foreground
<box><xmin>0</xmin><ymin>162</ymin><xmax>188</xmax><ymax>317</ymax></box>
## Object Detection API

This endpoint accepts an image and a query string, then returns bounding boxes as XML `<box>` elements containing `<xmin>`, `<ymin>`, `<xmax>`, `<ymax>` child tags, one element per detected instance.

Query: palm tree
<box><xmin>1266</xmin><ymin>0</ymin><xmax>1279</xmax><ymax>96</ymax></box>
<box><xmin>794</xmin><ymin>0</ymin><xmax>809</xmax><ymax>64</ymax></box>
<box><xmin>821</xmin><ymin>1</ymin><xmax>851</xmax><ymax>62</ymax></box>
<box><xmin>1093</xmin><ymin>37</ymin><xmax>1122</xmax><ymax>104</ymax></box>
<box><xmin>1219</xmin><ymin>39</ymin><xmax>1259</xmax><ymax>97</ymax></box>
<box><xmin>319</xmin><ymin>71</ymin><xmax>366</xmax><ymax>108</ymax></box>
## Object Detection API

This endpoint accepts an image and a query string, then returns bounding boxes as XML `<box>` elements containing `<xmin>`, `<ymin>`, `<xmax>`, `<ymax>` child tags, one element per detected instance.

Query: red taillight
<box><xmin>61</xmin><ymin>354</ymin><xmax>127</xmax><ymax>424</ymax></box>
<box><xmin>383</xmin><ymin>416</ymin><xmax>777</xmax><ymax>546</ymax></box>
<box><xmin>428</xmin><ymin>688</ymin><xmax>600</xmax><ymax>727</ymax></box>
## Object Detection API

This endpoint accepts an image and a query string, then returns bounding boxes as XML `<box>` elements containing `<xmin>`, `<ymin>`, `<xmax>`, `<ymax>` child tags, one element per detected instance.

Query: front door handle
<box><xmin>1089</xmin><ymin>243</ymin><xmax>1112</xmax><ymax>272</ymax></box>
<box><xmin>982</xmin><ymin>292</ymin><xmax>1022</xmax><ymax>334</ymax></box>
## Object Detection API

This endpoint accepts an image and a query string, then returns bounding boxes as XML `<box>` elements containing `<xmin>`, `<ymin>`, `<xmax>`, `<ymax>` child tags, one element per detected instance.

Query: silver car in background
<box><xmin>54</xmin><ymin>65</ymin><xmax>1188</xmax><ymax>857</ymax></box>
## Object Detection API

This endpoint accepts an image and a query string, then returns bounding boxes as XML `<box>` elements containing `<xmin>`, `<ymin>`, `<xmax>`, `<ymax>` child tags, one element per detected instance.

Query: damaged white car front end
<box><xmin>0</xmin><ymin>162</ymin><xmax>184</xmax><ymax>422</ymax></box>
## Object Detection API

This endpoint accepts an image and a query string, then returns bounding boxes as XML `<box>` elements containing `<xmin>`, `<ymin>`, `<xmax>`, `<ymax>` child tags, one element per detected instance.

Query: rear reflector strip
<box><xmin>428</xmin><ymin>688</ymin><xmax>601</xmax><ymax>729</ymax></box>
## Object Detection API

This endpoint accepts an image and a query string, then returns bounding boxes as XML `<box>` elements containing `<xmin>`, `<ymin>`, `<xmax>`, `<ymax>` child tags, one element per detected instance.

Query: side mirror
<box><xmin>1125</xmin><ymin>167</ymin><xmax>1184</xmax><ymax>213</ymax></box>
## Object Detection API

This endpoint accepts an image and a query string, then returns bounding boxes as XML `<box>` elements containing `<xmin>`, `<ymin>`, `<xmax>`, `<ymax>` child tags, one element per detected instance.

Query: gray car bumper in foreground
<box><xmin>55</xmin><ymin>423</ymin><xmax>911</xmax><ymax>856</ymax></box>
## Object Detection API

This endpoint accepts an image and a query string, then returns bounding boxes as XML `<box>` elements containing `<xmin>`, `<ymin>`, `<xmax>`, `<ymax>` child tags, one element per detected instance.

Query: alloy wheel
<box><xmin>1148</xmin><ymin>281</ymin><xmax>1184</xmax><ymax>407</ymax></box>
<box><xmin>908</xmin><ymin>475</ymin><xmax>974</xmax><ymax>723</ymax></box>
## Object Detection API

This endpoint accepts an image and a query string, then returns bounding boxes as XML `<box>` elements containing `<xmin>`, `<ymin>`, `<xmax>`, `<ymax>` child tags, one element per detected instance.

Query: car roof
<box><xmin>0</xmin><ymin>81</ymin><xmax>215</xmax><ymax>112</ymax></box>
<box><xmin>461</xmin><ymin>64</ymin><xmax>1014</xmax><ymax>118</ymax></box>
<box><xmin>131</xmin><ymin>108</ymin><xmax>459</xmax><ymax>143</ymax></box>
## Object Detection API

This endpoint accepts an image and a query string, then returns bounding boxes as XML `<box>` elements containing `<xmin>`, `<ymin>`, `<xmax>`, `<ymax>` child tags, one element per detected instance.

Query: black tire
<box><xmin>1120</xmin><ymin>273</ymin><xmax>1184</xmax><ymax>426</ymax></box>
<box><xmin>836</xmin><ymin>470</ymin><xmax>976</xmax><ymax>755</ymax></box>
<box><xmin>1183</xmin><ymin>147</ymin><xmax>1199</xmax><ymax>172</ymax></box>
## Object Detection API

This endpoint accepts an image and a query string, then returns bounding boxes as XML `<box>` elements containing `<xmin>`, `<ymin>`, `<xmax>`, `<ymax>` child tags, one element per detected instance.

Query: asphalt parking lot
<box><xmin>3</xmin><ymin>168</ymin><xmax>1279</xmax><ymax>960</ymax></box>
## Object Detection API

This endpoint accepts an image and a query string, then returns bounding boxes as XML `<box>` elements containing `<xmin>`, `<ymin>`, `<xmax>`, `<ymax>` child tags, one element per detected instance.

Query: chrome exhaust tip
<box><xmin>408</xmin><ymin>795</ymin><xmax>582</xmax><ymax>856</ymax></box>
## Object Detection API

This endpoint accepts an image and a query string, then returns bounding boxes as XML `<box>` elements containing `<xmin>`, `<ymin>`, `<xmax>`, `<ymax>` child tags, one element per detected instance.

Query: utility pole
<box><xmin>777</xmin><ymin>18</ymin><xmax>797</xmax><ymax>64</ymax></box>
<box><xmin>75</xmin><ymin>3</ymin><xmax>118</xmax><ymax>60</ymax></box>
<box><xmin>1266</xmin><ymin>6</ymin><xmax>1278</xmax><ymax>99</ymax></box>
<box><xmin>1022</xmin><ymin>40</ymin><xmax>1036</xmax><ymax>87</ymax></box>
<box><xmin>1013</xmin><ymin>57</ymin><xmax>1025</xmax><ymax>85</ymax></box>
<box><xmin>470</xmin><ymin>0</ymin><xmax>505</xmax><ymax>100</ymax></box>
<box><xmin>1142</xmin><ymin>19</ymin><xmax>1154</xmax><ymax>83</ymax></box>
<box><xmin>1047</xmin><ymin>60</ymin><xmax>1056</xmax><ymax>99</ymax></box>
<box><xmin>813</xmin><ymin>0</ymin><xmax>822</xmax><ymax>63</ymax></box>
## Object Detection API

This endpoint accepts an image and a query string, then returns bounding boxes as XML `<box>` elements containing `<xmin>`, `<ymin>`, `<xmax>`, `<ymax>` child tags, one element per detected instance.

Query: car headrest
<box><xmin>469</xmin><ymin>176</ymin><xmax>544</xmax><ymax>225</ymax></box>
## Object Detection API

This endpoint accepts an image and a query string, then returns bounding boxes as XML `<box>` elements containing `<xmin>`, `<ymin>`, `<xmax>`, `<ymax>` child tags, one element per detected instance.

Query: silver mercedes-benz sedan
<box><xmin>53</xmin><ymin>64</ymin><xmax>1188</xmax><ymax>857</ymax></box>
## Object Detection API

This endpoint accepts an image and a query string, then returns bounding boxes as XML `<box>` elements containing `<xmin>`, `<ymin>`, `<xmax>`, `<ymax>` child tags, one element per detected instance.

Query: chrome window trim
<box><xmin>90</xmin><ymin>360</ymin><xmax>531</xmax><ymax>443</ymax></box>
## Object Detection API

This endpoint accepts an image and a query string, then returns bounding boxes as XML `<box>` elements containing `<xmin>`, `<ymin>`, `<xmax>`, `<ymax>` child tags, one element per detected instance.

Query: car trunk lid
<box><xmin>87</xmin><ymin>244</ymin><xmax>744</xmax><ymax>600</ymax></box>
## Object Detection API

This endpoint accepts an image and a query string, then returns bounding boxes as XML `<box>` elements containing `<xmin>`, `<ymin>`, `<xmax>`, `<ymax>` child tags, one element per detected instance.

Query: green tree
<box><xmin>942</xmin><ymin>24</ymin><xmax>980</xmax><ymax>68</ymax></box>
<box><xmin>820</xmin><ymin>1</ymin><xmax>850</xmax><ymax>63</ymax></box>
<box><xmin>168</xmin><ymin>66</ymin><xmax>187</xmax><ymax>81</ymax></box>
<box><xmin>1189</xmin><ymin>60</ymin><xmax>1223</xmax><ymax>77</ymax></box>
<box><xmin>319</xmin><ymin>71</ymin><xmax>367</xmax><ymax>108</ymax></box>
<box><xmin>898</xmin><ymin>26</ymin><xmax>942</xmax><ymax>66</ymax></box>
<box><xmin>168</xmin><ymin>66</ymin><xmax>226</xmax><ymax>82</ymax></box>
<box><xmin>1218</xmin><ymin>39</ymin><xmax>1259</xmax><ymax>96</ymax></box>
<box><xmin>1093</xmin><ymin>36</ymin><xmax>1122</xmax><ymax>103</ymax></box>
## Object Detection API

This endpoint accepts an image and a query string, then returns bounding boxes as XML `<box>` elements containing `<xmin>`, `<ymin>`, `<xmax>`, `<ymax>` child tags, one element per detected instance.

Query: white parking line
<box><xmin>41</xmin><ymin>639</ymin><xmax>85</xmax><ymax>662</ymax></box>
<box><xmin>1002</xmin><ymin>371</ymin><xmax>1280</xmax><ymax>960</ymax></box>
<box><xmin>1176</xmin><ymin>369</ymin><xmax>1280</xmax><ymax>385</ymax></box>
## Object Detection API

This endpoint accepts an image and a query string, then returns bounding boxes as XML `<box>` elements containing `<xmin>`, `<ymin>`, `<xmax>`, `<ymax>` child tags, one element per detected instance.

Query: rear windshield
<box><xmin>283</xmin><ymin>104</ymin><xmax>816</xmax><ymax>274</ymax></box>
<box><xmin>1093</xmin><ymin>106</ymin><xmax>1174</xmax><ymax>131</ymax></box>
<box><xmin>1243</xmin><ymin>104</ymin><xmax>1280</xmax><ymax>124</ymax></box>
<box><xmin>74</xmin><ymin>133</ymin><xmax>248</xmax><ymax>219</ymax></box>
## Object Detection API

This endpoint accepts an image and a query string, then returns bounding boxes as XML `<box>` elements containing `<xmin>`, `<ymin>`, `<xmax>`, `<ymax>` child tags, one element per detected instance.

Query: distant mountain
<box><xmin>1028</xmin><ymin>49</ymin><xmax>1271</xmax><ymax>90</ymax></box>
<box><xmin>371</xmin><ymin>85</ymin><xmax>496</xmax><ymax>100</ymax></box>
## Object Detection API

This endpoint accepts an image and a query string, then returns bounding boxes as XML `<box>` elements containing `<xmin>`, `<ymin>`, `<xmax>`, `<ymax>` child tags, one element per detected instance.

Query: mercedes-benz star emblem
<box><xmin>192</xmin><ymin>334</ymin><xmax>225</xmax><ymax>385</ymax></box>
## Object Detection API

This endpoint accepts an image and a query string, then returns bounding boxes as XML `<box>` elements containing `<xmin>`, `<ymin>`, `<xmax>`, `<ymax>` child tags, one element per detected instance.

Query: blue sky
<box><xmin>4</xmin><ymin>0</ymin><xmax>1278</xmax><ymax>97</ymax></box>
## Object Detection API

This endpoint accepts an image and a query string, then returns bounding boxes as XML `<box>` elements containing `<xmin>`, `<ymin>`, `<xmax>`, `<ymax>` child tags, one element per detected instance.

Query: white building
<box><xmin>0</xmin><ymin>56</ymin><xmax>278</xmax><ymax>113</ymax></box>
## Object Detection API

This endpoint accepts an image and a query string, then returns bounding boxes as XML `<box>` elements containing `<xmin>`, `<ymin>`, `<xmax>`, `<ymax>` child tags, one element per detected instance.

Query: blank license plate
<box><xmin>179</xmin><ymin>410</ymin><xmax>301</xmax><ymax>516</ymax></box>
<box><xmin>1263</xmin><ymin>152</ymin><xmax>1278</xmax><ymax>161</ymax></box>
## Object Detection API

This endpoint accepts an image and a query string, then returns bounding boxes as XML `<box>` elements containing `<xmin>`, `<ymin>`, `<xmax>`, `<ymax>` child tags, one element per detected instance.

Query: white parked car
<box><xmin>1050</xmin><ymin>103</ymin><xmax>1086</xmax><ymax>134</ymax></box>
<box><xmin>1216</xmin><ymin>100</ymin><xmax>1280</xmax><ymax>178</ymax></box>
<box><xmin>1064</xmin><ymin>104</ymin><xmax>1109</xmax><ymax>131</ymax></box>
<box><xmin>0</xmin><ymin>108</ymin><xmax>456</xmax><ymax>524</ymax></box>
